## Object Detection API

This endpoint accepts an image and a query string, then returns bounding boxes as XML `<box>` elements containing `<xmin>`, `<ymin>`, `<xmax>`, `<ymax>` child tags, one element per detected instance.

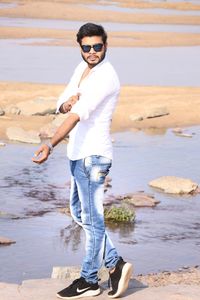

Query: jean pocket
<box><xmin>83</xmin><ymin>156</ymin><xmax>112</xmax><ymax>183</ymax></box>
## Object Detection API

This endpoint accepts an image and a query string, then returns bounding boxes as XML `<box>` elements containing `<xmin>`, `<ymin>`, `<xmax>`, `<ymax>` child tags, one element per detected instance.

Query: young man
<box><xmin>32</xmin><ymin>23</ymin><xmax>133</xmax><ymax>299</ymax></box>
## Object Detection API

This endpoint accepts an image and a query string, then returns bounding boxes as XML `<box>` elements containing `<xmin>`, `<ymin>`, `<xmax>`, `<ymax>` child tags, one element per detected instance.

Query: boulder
<box><xmin>120</xmin><ymin>193</ymin><xmax>160</xmax><ymax>207</ymax></box>
<box><xmin>13</xmin><ymin>97</ymin><xmax>56</xmax><ymax>116</ymax></box>
<box><xmin>0</xmin><ymin>142</ymin><xmax>6</xmax><ymax>147</ymax></box>
<box><xmin>149</xmin><ymin>176</ymin><xmax>198</xmax><ymax>194</ymax></box>
<box><xmin>145</xmin><ymin>107</ymin><xmax>169</xmax><ymax>119</ymax></box>
<box><xmin>0</xmin><ymin>236</ymin><xmax>16</xmax><ymax>245</ymax></box>
<box><xmin>6</xmin><ymin>127</ymin><xmax>41</xmax><ymax>144</ymax></box>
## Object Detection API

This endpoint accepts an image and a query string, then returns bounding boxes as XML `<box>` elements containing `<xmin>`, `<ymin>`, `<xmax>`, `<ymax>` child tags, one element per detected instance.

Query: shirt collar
<box><xmin>82</xmin><ymin>57</ymin><xmax>108</xmax><ymax>73</ymax></box>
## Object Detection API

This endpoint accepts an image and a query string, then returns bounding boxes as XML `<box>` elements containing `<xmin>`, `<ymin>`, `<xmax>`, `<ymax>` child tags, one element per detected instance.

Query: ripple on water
<box><xmin>1</xmin><ymin>128</ymin><xmax>200</xmax><ymax>282</ymax></box>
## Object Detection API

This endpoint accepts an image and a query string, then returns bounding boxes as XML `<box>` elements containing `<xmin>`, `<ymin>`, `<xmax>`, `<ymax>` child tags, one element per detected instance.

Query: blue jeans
<box><xmin>69</xmin><ymin>155</ymin><xmax>119</xmax><ymax>283</ymax></box>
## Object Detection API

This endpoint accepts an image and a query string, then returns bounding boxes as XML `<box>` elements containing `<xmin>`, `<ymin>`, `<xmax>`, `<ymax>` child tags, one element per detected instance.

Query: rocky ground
<box><xmin>1</xmin><ymin>82</ymin><xmax>200</xmax><ymax>142</ymax></box>
<box><xmin>1</xmin><ymin>267</ymin><xmax>200</xmax><ymax>300</ymax></box>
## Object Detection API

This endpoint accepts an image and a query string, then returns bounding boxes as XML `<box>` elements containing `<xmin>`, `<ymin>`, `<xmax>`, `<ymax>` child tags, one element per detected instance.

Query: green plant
<box><xmin>104</xmin><ymin>206</ymin><xmax>135</xmax><ymax>223</ymax></box>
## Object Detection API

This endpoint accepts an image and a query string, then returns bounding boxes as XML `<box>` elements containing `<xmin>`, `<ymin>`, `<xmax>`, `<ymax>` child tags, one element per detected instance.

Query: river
<box><xmin>1</xmin><ymin>128</ymin><xmax>200</xmax><ymax>283</ymax></box>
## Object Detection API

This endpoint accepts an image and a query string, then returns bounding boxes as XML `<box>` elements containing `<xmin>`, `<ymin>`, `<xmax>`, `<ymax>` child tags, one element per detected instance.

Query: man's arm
<box><xmin>32</xmin><ymin>113</ymin><xmax>80</xmax><ymax>164</ymax></box>
<box><xmin>59</xmin><ymin>93</ymin><xmax>80</xmax><ymax>114</ymax></box>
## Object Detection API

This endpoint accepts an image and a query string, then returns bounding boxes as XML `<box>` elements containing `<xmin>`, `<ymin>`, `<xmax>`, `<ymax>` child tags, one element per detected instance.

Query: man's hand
<box><xmin>32</xmin><ymin>113</ymin><xmax>79</xmax><ymax>165</ymax></box>
<box><xmin>60</xmin><ymin>93</ymin><xmax>80</xmax><ymax>114</ymax></box>
<box><xmin>32</xmin><ymin>144</ymin><xmax>50</xmax><ymax>164</ymax></box>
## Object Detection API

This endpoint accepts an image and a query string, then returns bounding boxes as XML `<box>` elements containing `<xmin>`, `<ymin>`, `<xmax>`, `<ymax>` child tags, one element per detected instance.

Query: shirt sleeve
<box><xmin>70</xmin><ymin>73</ymin><xmax>120</xmax><ymax>121</ymax></box>
<box><xmin>56</xmin><ymin>62</ymin><xmax>84</xmax><ymax>113</ymax></box>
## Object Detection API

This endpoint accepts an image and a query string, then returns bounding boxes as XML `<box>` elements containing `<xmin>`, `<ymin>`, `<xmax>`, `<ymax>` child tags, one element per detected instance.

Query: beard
<box><xmin>81</xmin><ymin>49</ymin><xmax>107</xmax><ymax>68</ymax></box>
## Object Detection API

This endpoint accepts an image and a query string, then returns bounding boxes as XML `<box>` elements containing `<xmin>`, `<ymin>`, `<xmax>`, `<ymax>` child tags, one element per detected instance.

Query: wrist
<box><xmin>45</xmin><ymin>142</ymin><xmax>54</xmax><ymax>154</ymax></box>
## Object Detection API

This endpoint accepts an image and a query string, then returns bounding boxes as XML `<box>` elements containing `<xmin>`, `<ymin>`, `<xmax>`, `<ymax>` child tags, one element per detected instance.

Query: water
<box><xmin>149</xmin><ymin>0</ymin><xmax>200</xmax><ymax>3</ymax></box>
<box><xmin>1</xmin><ymin>39</ymin><xmax>200</xmax><ymax>86</ymax></box>
<box><xmin>0</xmin><ymin>3</ymin><xmax>17</xmax><ymax>9</ymax></box>
<box><xmin>84</xmin><ymin>4</ymin><xmax>200</xmax><ymax>16</ymax></box>
<box><xmin>1</xmin><ymin>127</ymin><xmax>200</xmax><ymax>283</ymax></box>
<box><xmin>1</xmin><ymin>17</ymin><xmax>200</xmax><ymax>33</ymax></box>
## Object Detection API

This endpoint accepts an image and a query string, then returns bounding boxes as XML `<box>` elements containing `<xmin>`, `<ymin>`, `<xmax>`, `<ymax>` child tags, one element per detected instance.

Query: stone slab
<box><xmin>1</xmin><ymin>279</ymin><xmax>200</xmax><ymax>300</ymax></box>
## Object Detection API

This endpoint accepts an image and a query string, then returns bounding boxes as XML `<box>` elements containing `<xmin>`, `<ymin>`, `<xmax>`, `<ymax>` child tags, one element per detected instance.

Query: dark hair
<box><xmin>76</xmin><ymin>23</ymin><xmax>107</xmax><ymax>45</ymax></box>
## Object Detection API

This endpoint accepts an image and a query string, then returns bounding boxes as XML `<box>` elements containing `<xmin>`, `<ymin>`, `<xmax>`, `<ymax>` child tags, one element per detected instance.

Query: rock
<box><xmin>0</xmin><ymin>142</ymin><xmax>6</xmax><ymax>147</ymax></box>
<box><xmin>120</xmin><ymin>192</ymin><xmax>160</xmax><ymax>207</ymax></box>
<box><xmin>175</xmin><ymin>132</ymin><xmax>193</xmax><ymax>138</ymax></box>
<box><xmin>129</xmin><ymin>114</ymin><xmax>143</xmax><ymax>122</ymax></box>
<box><xmin>172</xmin><ymin>127</ymin><xmax>183</xmax><ymax>134</ymax></box>
<box><xmin>145</xmin><ymin>107</ymin><xmax>169</xmax><ymax>119</ymax></box>
<box><xmin>172</xmin><ymin>128</ymin><xmax>195</xmax><ymax>138</ymax></box>
<box><xmin>6</xmin><ymin>127</ymin><xmax>41</xmax><ymax>144</ymax></box>
<box><xmin>52</xmin><ymin>114</ymin><xmax>67</xmax><ymax>127</ymax></box>
<box><xmin>51</xmin><ymin>266</ymin><xmax>109</xmax><ymax>283</ymax></box>
<box><xmin>5</xmin><ymin>105</ymin><xmax>21</xmax><ymax>115</ymax></box>
<box><xmin>149</xmin><ymin>176</ymin><xmax>198</xmax><ymax>194</ymax></box>
<box><xmin>39</xmin><ymin>123</ymin><xmax>57</xmax><ymax>138</ymax></box>
<box><xmin>0</xmin><ymin>107</ymin><xmax>5</xmax><ymax>116</ymax></box>
<box><xmin>39</xmin><ymin>114</ymin><xmax>72</xmax><ymax>138</ymax></box>
<box><xmin>58</xmin><ymin>206</ymin><xmax>71</xmax><ymax>216</ymax></box>
<box><xmin>0</xmin><ymin>236</ymin><xmax>16</xmax><ymax>245</ymax></box>
<box><xmin>104</xmin><ymin>194</ymin><xmax>120</xmax><ymax>206</ymax></box>
<box><xmin>13</xmin><ymin>97</ymin><xmax>56</xmax><ymax>116</ymax></box>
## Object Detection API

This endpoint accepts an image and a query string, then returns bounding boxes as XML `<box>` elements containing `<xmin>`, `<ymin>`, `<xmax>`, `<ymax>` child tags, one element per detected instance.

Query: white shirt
<box><xmin>56</xmin><ymin>58</ymin><xmax>120</xmax><ymax>161</ymax></box>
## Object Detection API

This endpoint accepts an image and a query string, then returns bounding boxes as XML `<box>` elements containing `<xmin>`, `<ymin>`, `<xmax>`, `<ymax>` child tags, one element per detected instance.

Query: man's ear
<box><xmin>104</xmin><ymin>42</ymin><xmax>108</xmax><ymax>51</ymax></box>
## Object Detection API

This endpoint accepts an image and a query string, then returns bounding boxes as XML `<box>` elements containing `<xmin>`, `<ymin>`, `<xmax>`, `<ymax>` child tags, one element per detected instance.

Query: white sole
<box><xmin>108</xmin><ymin>263</ymin><xmax>133</xmax><ymax>298</ymax></box>
<box><xmin>56</xmin><ymin>288</ymin><xmax>101</xmax><ymax>299</ymax></box>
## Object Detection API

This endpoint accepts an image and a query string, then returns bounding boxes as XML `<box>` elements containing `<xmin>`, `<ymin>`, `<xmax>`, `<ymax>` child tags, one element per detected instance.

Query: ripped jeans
<box><xmin>69</xmin><ymin>155</ymin><xmax>119</xmax><ymax>284</ymax></box>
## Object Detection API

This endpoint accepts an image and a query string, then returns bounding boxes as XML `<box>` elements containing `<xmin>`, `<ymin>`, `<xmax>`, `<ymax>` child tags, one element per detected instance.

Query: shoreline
<box><xmin>0</xmin><ymin>264</ymin><xmax>200</xmax><ymax>286</ymax></box>
<box><xmin>1</xmin><ymin>81</ymin><xmax>200</xmax><ymax>141</ymax></box>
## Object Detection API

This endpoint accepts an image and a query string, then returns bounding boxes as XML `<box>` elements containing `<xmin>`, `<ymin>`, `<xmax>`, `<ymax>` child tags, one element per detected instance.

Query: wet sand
<box><xmin>1</xmin><ymin>82</ymin><xmax>200</xmax><ymax>140</ymax></box>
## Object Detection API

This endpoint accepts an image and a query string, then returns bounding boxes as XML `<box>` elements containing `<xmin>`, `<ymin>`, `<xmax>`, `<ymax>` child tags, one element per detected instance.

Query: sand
<box><xmin>0</xmin><ymin>0</ymin><xmax>200</xmax><ymax>140</ymax></box>
<box><xmin>0</xmin><ymin>0</ymin><xmax>200</xmax><ymax>25</ymax></box>
<box><xmin>1</xmin><ymin>82</ymin><xmax>200</xmax><ymax>140</ymax></box>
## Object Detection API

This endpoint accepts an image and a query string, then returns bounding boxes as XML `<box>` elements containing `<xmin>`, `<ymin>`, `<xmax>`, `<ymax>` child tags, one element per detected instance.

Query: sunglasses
<box><xmin>81</xmin><ymin>43</ymin><xmax>104</xmax><ymax>53</ymax></box>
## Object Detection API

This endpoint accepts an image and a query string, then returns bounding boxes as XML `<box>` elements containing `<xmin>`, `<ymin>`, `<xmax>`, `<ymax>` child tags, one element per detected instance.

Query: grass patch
<box><xmin>104</xmin><ymin>206</ymin><xmax>135</xmax><ymax>223</ymax></box>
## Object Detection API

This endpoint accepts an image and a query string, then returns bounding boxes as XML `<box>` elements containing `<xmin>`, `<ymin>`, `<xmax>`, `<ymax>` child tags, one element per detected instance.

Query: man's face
<box><xmin>80</xmin><ymin>36</ymin><xmax>107</xmax><ymax>68</ymax></box>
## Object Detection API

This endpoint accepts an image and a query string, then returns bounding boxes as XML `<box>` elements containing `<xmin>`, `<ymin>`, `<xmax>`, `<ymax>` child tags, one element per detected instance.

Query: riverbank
<box><xmin>1</xmin><ymin>266</ymin><xmax>200</xmax><ymax>300</ymax></box>
<box><xmin>1</xmin><ymin>81</ymin><xmax>200</xmax><ymax>140</ymax></box>
<box><xmin>1</xmin><ymin>0</ymin><xmax>200</xmax><ymax>293</ymax></box>
<box><xmin>1</xmin><ymin>0</ymin><xmax>200</xmax><ymax>48</ymax></box>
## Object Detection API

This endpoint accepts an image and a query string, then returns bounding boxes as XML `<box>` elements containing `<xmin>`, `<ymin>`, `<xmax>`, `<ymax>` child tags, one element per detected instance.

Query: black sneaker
<box><xmin>56</xmin><ymin>277</ymin><xmax>100</xmax><ymax>299</ymax></box>
<box><xmin>108</xmin><ymin>257</ymin><xmax>133</xmax><ymax>298</ymax></box>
